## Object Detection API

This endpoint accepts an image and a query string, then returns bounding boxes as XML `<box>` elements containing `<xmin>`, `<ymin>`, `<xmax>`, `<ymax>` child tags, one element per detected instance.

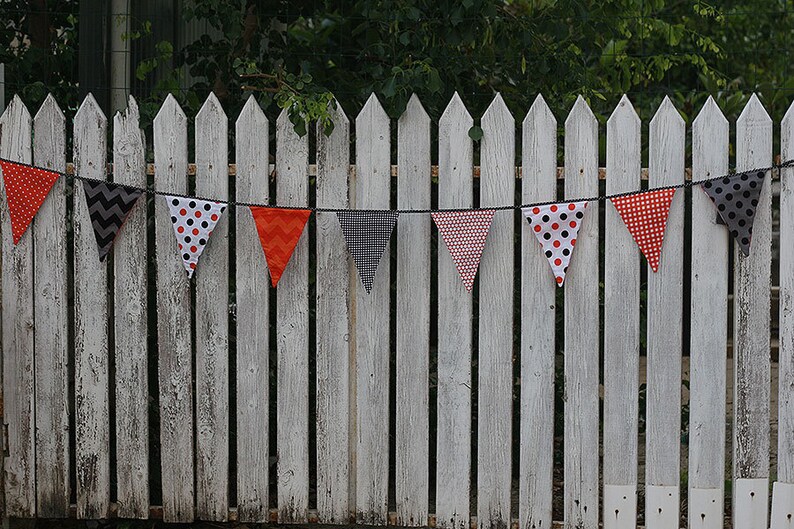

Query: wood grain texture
<box><xmin>395</xmin><ymin>94</ymin><xmax>431</xmax><ymax>527</ymax></box>
<box><xmin>112</xmin><ymin>95</ymin><xmax>149</xmax><ymax>519</ymax></box>
<box><xmin>733</xmin><ymin>94</ymin><xmax>771</xmax><ymax>528</ymax></box>
<box><xmin>477</xmin><ymin>93</ymin><xmax>514</xmax><ymax>529</ymax></box>
<box><xmin>519</xmin><ymin>94</ymin><xmax>556</xmax><ymax>529</ymax></box>
<box><xmin>645</xmin><ymin>97</ymin><xmax>685</xmax><ymax>529</ymax></box>
<box><xmin>688</xmin><ymin>96</ymin><xmax>729</xmax><ymax>526</ymax></box>
<box><xmin>73</xmin><ymin>93</ymin><xmax>111</xmax><ymax>519</ymax></box>
<box><xmin>32</xmin><ymin>94</ymin><xmax>70</xmax><ymax>518</ymax></box>
<box><xmin>315</xmin><ymin>101</ymin><xmax>351</xmax><ymax>524</ymax></box>
<box><xmin>153</xmin><ymin>94</ymin><xmax>195</xmax><ymax>522</ymax></box>
<box><xmin>563</xmin><ymin>96</ymin><xmax>599</xmax><ymax>529</ymax></box>
<box><xmin>0</xmin><ymin>95</ymin><xmax>35</xmax><ymax>517</ymax></box>
<box><xmin>354</xmin><ymin>94</ymin><xmax>391</xmax><ymax>525</ymax></box>
<box><xmin>194</xmin><ymin>92</ymin><xmax>229</xmax><ymax>521</ymax></box>
<box><xmin>779</xmin><ymin>100</ymin><xmax>794</xmax><ymax>485</ymax></box>
<box><xmin>235</xmin><ymin>95</ymin><xmax>270</xmax><ymax>522</ymax></box>
<box><xmin>435</xmin><ymin>92</ymin><xmax>474</xmax><ymax>529</ymax></box>
<box><xmin>275</xmin><ymin>108</ymin><xmax>310</xmax><ymax>523</ymax></box>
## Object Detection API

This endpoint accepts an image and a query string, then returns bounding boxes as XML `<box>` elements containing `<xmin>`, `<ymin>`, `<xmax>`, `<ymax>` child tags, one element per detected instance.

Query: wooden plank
<box><xmin>477</xmin><ymin>93</ymin><xmax>514</xmax><ymax>529</ymax></box>
<box><xmin>153</xmin><ymin>93</ymin><xmax>194</xmax><ymax>522</ymax></box>
<box><xmin>518</xmin><ymin>94</ymin><xmax>556</xmax><ymax>529</ymax></box>
<box><xmin>275</xmin><ymin>108</ymin><xmax>310</xmax><ymax>523</ymax></box>
<box><xmin>354</xmin><ymin>93</ymin><xmax>391</xmax><ymax>525</ymax></box>
<box><xmin>563</xmin><ymin>96</ymin><xmax>599</xmax><ymax>529</ymax></box>
<box><xmin>435</xmin><ymin>92</ymin><xmax>473</xmax><ymax>529</ymax></box>
<box><xmin>73</xmin><ymin>93</ymin><xmax>111</xmax><ymax>519</ymax></box>
<box><xmin>235</xmin><ymin>95</ymin><xmax>270</xmax><ymax>523</ymax></box>
<box><xmin>645</xmin><ymin>96</ymin><xmax>685</xmax><ymax>529</ymax></box>
<box><xmin>112</xmin><ymin>94</ymin><xmax>149</xmax><ymax>519</ymax></box>
<box><xmin>32</xmin><ymin>94</ymin><xmax>70</xmax><ymax>518</ymax></box>
<box><xmin>771</xmin><ymin>482</ymin><xmax>794</xmax><ymax>529</ymax></box>
<box><xmin>395</xmin><ymin>94</ymin><xmax>431</xmax><ymax>527</ymax></box>
<box><xmin>602</xmin><ymin>94</ymin><xmax>640</xmax><ymax>529</ymax></box>
<box><xmin>194</xmin><ymin>92</ymin><xmax>229</xmax><ymax>521</ymax></box>
<box><xmin>315</xmin><ymin>100</ymin><xmax>351</xmax><ymax>524</ymax></box>
<box><xmin>688</xmin><ymin>96</ymin><xmax>729</xmax><ymax>529</ymax></box>
<box><xmin>779</xmin><ymin>100</ymin><xmax>794</xmax><ymax>486</ymax></box>
<box><xmin>733</xmin><ymin>93</ymin><xmax>772</xmax><ymax>529</ymax></box>
<box><xmin>0</xmin><ymin>95</ymin><xmax>35</xmax><ymax>517</ymax></box>
<box><xmin>734</xmin><ymin>478</ymin><xmax>769</xmax><ymax>528</ymax></box>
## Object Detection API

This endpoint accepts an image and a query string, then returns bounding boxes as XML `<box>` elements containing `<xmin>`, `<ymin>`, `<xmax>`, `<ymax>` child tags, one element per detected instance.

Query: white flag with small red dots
<box><xmin>0</xmin><ymin>160</ymin><xmax>61</xmax><ymax>244</ymax></box>
<box><xmin>522</xmin><ymin>201</ymin><xmax>588</xmax><ymax>286</ymax></box>
<box><xmin>610</xmin><ymin>188</ymin><xmax>677</xmax><ymax>272</ymax></box>
<box><xmin>431</xmin><ymin>209</ymin><xmax>495</xmax><ymax>292</ymax></box>
<box><xmin>165</xmin><ymin>195</ymin><xmax>227</xmax><ymax>278</ymax></box>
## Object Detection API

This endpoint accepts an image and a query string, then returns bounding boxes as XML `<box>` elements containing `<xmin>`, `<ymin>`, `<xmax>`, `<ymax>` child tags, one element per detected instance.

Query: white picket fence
<box><xmin>0</xmin><ymin>90</ymin><xmax>792</xmax><ymax>529</ymax></box>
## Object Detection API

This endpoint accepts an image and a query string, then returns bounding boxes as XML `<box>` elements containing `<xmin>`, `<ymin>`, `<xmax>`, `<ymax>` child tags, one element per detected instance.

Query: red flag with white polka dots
<box><xmin>431</xmin><ymin>209</ymin><xmax>495</xmax><ymax>292</ymax></box>
<box><xmin>522</xmin><ymin>201</ymin><xmax>588</xmax><ymax>286</ymax></box>
<box><xmin>0</xmin><ymin>160</ymin><xmax>61</xmax><ymax>244</ymax></box>
<box><xmin>610</xmin><ymin>188</ymin><xmax>676</xmax><ymax>272</ymax></box>
<box><xmin>165</xmin><ymin>195</ymin><xmax>227</xmax><ymax>278</ymax></box>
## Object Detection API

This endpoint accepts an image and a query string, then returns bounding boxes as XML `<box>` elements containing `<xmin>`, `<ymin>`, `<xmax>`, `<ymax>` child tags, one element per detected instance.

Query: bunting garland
<box><xmin>82</xmin><ymin>181</ymin><xmax>144</xmax><ymax>261</ymax></box>
<box><xmin>0</xmin><ymin>159</ymin><xmax>61</xmax><ymax>243</ymax></box>
<box><xmin>337</xmin><ymin>210</ymin><xmax>399</xmax><ymax>293</ymax></box>
<box><xmin>250</xmin><ymin>206</ymin><xmax>312</xmax><ymax>287</ymax></box>
<box><xmin>523</xmin><ymin>202</ymin><xmax>588</xmax><ymax>286</ymax></box>
<box><xmin>166</xmin><ymin>196</ymin><xmax>226</xmax><ymax>278</ymax></box>
<box><xmin>610</xmin><ymin>188</ymin><xmax>676</xmax><ymax>272</ymax></box>
<box><xmin>702</xmin><ymin>170</ymin><xmax>766</xmax><ymax>256</ymax></box>
<box><xmin>432</xmin><ymin>209</ymin><xmax>495</xmax><ymax>291</ymax></box>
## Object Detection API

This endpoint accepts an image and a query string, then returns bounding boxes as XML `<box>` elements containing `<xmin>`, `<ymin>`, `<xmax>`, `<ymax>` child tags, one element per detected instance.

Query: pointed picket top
<box><xmin>0</xmin><ymin>95</ymin><xmax>32</xmax><ymax>160</ymax></box>
<box><xmin>154</xmin><ymin>93</ymin><xmax>187</xmax><ymax>131</ymax></box>
<box><xmin>327</xmin><ymin>98</ymin><xmax>350</xmax><ymax>128</ymax></box>
<box><xmin>196</xmin><ymin>91</ymin><xmax>227</xmax><ymax>131</ymax></box>
<box><xmin>114</xmin><ymin>94</ymin><xmax>141</xmax><ymax>130</ymax></box>
<box><xmin>523</xmin><ymin>93</ymin><xmax>555</xmax><ymax>130</ymax></box>
<box><xmin>607</xmin><ymin>94</ymin><xmax>640</xmax><ymax>129</ymax></box>
<box><xmin>693</xmin><ymin>96</ymin><xmax>728</xmax><ymax>135</ymax></box>
<box><xmin>482</xmin><ymin>92</ymin><xmax>514</xmax><ymax>130</ymax></box>
<box><xmin>399</xmin><ymin>93</ymin><xmax>430</xmax><ymax>127</ymax></box>
<box><xmin>441</xmin><ymin>91</ymin><xmax>472</xmax><ymax>127</ymax></box>
<box><xmin>34</xmin><ymin>93</ymin><xmax>65</xmax><ymax>131</ymax></box>
<box><xmin>357</xmin><ymin>92</ymin><xmax>389</xmax><ymax>129</ymax></box>
<box><xmin>1</xmin><ymin>94</ymin><xmax>31</xmax><ymax>124</ymax></box>
<box><xmin>565</xmin><ymin>95</ymin><xmax>597</xmax><ymax>129</ymax></box>
<box><xmin>237</xmin><ymin>94</ymin><xmax>266</xmax><ymax>126</ymax></box>
<box><xmin>738</xmin><ymin>93</ymin><xmax>772</xmax><ymax>132</ymax></box>
<box><xmin>74</xmin><ymin>92</ymin><xmax>107</xmax><ymax>128</ymax></box>
<box><xmin>650</xmin><ymin>96</ymin><xmax>684</xmax><ymax>131</ymax></box>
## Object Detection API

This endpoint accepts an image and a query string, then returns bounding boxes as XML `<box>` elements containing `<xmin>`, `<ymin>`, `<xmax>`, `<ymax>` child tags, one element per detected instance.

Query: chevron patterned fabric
<box><xmin>82</xmin><ymin>180</ymin><xmax>144</xmax><ymax>261</ymax></box>
<box><xmin>250</xmin><ymin>206</ymin><xmax>312</xmax><ymax>287</ymax></box>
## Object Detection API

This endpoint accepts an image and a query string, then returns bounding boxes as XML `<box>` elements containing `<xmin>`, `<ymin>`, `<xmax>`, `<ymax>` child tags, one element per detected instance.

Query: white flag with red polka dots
<box><xmin>610</xmin><ymin>188</ymin><xmax>677</xmax><ymax>272</ymax></box>
<box><xmin>431</xmin><ymin>209</ymin><xmax>495</xmax><ymax>292</ymax></box>
<box><xmin>522</xmin><ymin>201</ymin><xmax>588</xmax><ymax>286</ymax></box>
<box><xmin>165</xmin><ymin>195</ymin><xmax>227</xmax><ymax>278</ymax></box>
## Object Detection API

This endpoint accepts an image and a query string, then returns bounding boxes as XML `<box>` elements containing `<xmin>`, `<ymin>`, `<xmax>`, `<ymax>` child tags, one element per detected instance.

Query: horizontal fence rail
<box><xmin>0</xmin><ymin>91</ymin><xmax>793</xmax><ymax>529</ymax></box>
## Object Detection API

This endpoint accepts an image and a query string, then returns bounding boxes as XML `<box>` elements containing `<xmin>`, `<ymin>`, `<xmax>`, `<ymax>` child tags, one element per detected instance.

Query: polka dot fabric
<box><xmin>610</xmin><ymin>188</ymin><xmax>676</xmax><ymax>272</ymax></box>
<box><xmin>522</xmin><ymin>201</ymin><xmax>588</xmax><ymax>287</ymax></box>
<box><xmin>0</xmin><ymin>160</ymin><xmax>61</xmax><ymax>244</ymax></box>
<box><xmin>166</xmin><ymin>195</ymin><xmax>227</xmax><ymax>278</ymax></box>
<box><xmin>431</xmin><ymin>209</ymin><xmax>495</xmax><ymax>292</ymax></box>
<box><xmin>702</xmin><ymin>170</ymin><xmax>765</xmax><ymax>256</ymax></box>
<box><xmin>336</xmin><ymin>210</ymin><xmax>399</xmax><ymax>294</ymax></box>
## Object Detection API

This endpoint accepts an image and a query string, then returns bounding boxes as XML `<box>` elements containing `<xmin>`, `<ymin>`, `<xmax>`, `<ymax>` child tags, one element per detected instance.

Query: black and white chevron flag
<box><xmin>336</xmin><ymin>210</ymin><xmax>399</xmax><ymax>293</ymax></box>
<box><xmin>82</xmin><ymin>180</ymin><xmax>144</xmax><ymax>261</ymax></box>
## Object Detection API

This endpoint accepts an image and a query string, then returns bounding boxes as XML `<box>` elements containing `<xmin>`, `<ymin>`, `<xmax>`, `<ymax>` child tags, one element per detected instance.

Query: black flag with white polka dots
<box><xmin>336</xmin><ymin>210</ymin><xmax>399</xmax><ymax>293</ymax></box>
<box><xmin>702</xmin><ymin>170</ymin><xmax>766</xmax><ymax>256</ymax></box>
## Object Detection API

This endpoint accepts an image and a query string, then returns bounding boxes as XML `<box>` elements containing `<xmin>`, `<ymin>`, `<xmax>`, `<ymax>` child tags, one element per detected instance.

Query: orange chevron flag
<box><xmin>250</xmin><ymin>206</ymin><xmax>312</xmax><ymax>287</ymax></box>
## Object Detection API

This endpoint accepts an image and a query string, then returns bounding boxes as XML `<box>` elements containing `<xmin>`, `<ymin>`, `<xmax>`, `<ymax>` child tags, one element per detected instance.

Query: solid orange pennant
<box><xmin>250</xmin><ymin>206</ymin><xmax>311</xmax><ymax>287</ymax></box>
<box><xmin>0</xmin><ymin>160</ymin><xmax>61</xmax><ymax>244</ymax></box>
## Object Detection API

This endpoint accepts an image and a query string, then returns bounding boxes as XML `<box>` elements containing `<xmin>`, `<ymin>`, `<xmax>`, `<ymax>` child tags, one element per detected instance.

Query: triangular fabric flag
<box><xmin>431</xmin><ymin>209</ymin><xmax>495</xmax><ymax>292</ymax></box>
<box><xmin>0</xmin><ymin>159</ymin><xmax>61</xmax><ymax>244</ymax></box>
<box><xmin>610</xmin><ymin>188</ymin><xmax>676</xmax><ymax>272</ymax></box>
<box><xmin>522</xmin><ymin>201</ymin><xmax>588</xmax><ymax>287</ymax></box>
<box><xmin>250</xmin><ymin>206</ymin><xmax>312</xmax><ymax>287</ymax></box>
<box><xmin>336</xmin><ymin>210</ymin><xmax>399</xmax><ymax>294</ymax></box>
<box><xmin>166</xmin><ymin>195</ymin><xmax>226</xmax><ymax>278</ymax></box>
<box><xmin>702</xmin><ymin>170</ymin><xmax>766</xmax><ymax>256</ymax></box>
<box><xmin>82</xmin><ymin>180</ymin><xmax>144</xmax><ymax>261</ymax></box>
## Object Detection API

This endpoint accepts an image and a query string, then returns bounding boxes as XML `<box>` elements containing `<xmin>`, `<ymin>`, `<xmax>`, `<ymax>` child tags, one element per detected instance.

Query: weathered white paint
<box><xmin>733</xmin><ymin>478</ymin><xmax>768</xmax><ymax>529</ymax></box>
<box><xmin>644</xmin><ymin>486</ymin><xmax>678</xmax><ymax>529</ymax></box>
<box><xmin>0</xmin><ymin>95</ymin><xmax>35</xmax><ymax>517</ymax></box>
<box><xmin>235</xmin><ymin>95</ymin><xmax>270</xmax><ymax>523</ymax></box>
<box><xmin>275</xmin><ymin>108</ymin><xmax>310</xmax><ymax>524</ymax></box>
<box><xmin>112</xmin><ymin>95</ymin><xmax>149</xmax><ymax>519</ymax></box>
<box><xmin>73</xmin><ymin>93</ymin><xmax>111</xmax><ymax>519</ymax></box>
<box><xmin>780</xmin><ymin>101</ymin><xmax>794</xmax><ymax>486</ymax></box>
<box><xmin>477</xmin><ymin>93</ymin><xmax>514</xmax><ymax>529</ymax></box>
<box><xmin>395</xmin><ymin>94</ymin><xmax>430</xmax><ymax>527</ymax></box>
<box><xmin>354</xmin><ymin>93</ymin><xmax>391</xmax><ymax>525</ymax></box>
<box><xmin>688</xmin><ymin>488</ymin><xmax>722</xmax><ymax>529</ymax></box>
<box><xmin>315</xmin><ymin>101</ymin><xmax>351</xmax><ymax>524</ymax></box>
<box><xmin>435</xmin><ymin>92</ymin><xmax>474</xmax><ymax>529</ymax></box>
<box><xmin>602</xmin><ymin>484</ymin><xmax>636</xmax><ymax>529</ymax></box>
<box><xmin>688</xmin><ymin>97</ymin><xmax>728</xmax><ymax>529</ymax></box>
<box><xmin>519</xmin><ymin>94</ymin><xmax>556</xmax><ymax>529</ymax></box>
<box><xmin>153</xmin><ymin>94</ymin><xmax>195</xmax><ymax>522</ymax></box>
<box><xmin>771</xmin><ymin>482</ymin><xmax>794</xmax><ymax>529</ymax></box>
<box><xmin>563</xmin><ymin>96</ymin><xmax>600</xmax><ymax>529</ymax></box>
<box><xmin>603</xmin><ymin>95</ymin><xmax>640</xmax><ymax>529</ymax></box>
<box><xmin>32</xmin><ymin>94</ymin><xmax>70</xmax><ymax>518</ymax></box>
<box><xmin>733</xmin><ymin>94</ymin><xmax>771</xmax><ymax>529</ymax></box>
<box><xmin>645</xmin><ymin>96</ymin><xmax>684</xmax><ymax>529</ymax></box>
<box><xmin>194</xmin><ymin>92</ymin><xmax>229</xmax><ymax>521</ymax></box>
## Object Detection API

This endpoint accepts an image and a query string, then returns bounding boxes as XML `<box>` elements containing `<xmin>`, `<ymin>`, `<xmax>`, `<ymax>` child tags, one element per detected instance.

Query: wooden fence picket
<box><xmin>32</xmin><ymin>94</ymin><xmax>69</xmax><ymax>518</ymax></box>
<box><xmin>645</xmin><ymin>96</ymin><xmax>685</xmax><ymax>529</ymax></box>
<box><xmin>435</xmin><ymin>92</ymin><xmax>474</xmax><ymax>529</ymax></box>
<box><xmin>235</xmin><ymin>95</ymin><xmax>270</xmax><ymax>523</ymax></box>
<box><xmin>194</xmin><ymin>92</ymin><xmax>229</xmax><ymax>521</ymax></box>
<box><xmin>689</xmin><ymin>96</ymin><xmax>729</xmax><ymax>529</ymax></box>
